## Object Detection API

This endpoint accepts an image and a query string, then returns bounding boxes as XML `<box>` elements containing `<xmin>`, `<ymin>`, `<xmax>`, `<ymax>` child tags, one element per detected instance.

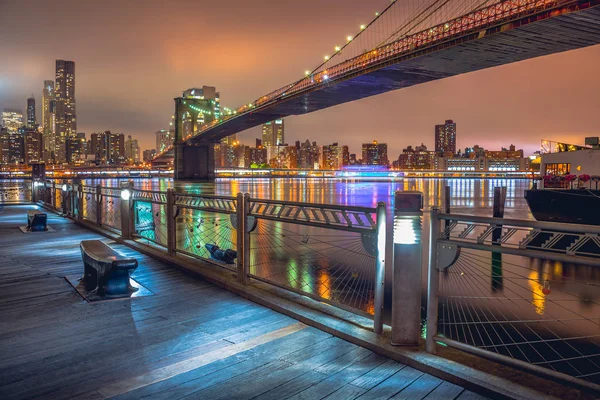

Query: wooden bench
<box><xmin>27</xmin><ymin>210</ymin><xmax>47</xmax><ymax>232</ymax></box>
<box><xmin>80</xmin><ymin>240</ymin><xmax>138</xmax><ymax>296</ymax></box>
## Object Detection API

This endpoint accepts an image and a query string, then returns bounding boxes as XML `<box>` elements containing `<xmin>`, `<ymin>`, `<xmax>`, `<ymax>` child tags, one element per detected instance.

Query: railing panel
<box><xmin>81</xmin><ymin>185</ymin><xmax>98</xmax><ymax>224</ymax></box>
<box><xmin>175</xmin><ymin>206</ymin><xmax>237</xmax><ymax>272</ymax></box>
<box><xmin>100</xmin><ymin>187</ymin><xmax>121</xmax><ymax>232</ymax></box>
<box><xmin>247</xmin><ymin>210</ymin><xmax>378</xmax><ymax>317</ymax></box>
<box><xmin>133</xmin><ymin>199</ymin><xmax>168</xmax><ymax>247</ymax></box>
<box><xmin>0</xmin><ymin>180</ymin><xmax>32</xmax><ymax>204</ymax></box>
<box><xmin>428</xmin><ymin>210</ymin><xmax>600</xmax><ymax>390</ymax></box>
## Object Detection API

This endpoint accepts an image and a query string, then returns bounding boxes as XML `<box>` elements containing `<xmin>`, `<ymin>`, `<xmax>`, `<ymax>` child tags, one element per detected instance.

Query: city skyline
<box><xmin>1</xmin><ymin>0</ymin><xmax>599</xmax><ymax>158</ymax></box>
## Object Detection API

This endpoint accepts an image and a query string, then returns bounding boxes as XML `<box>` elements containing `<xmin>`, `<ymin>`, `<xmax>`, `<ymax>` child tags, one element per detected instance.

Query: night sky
<box><xmin>1</xmin><ymin>0</ymin><xmax>599</xmax><ymax>157</ymax></box>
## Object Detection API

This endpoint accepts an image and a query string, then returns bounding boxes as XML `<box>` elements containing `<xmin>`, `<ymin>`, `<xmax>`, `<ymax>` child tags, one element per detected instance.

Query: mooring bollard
<box><xmin>391</xmin><ymin>191</ymin><xmax>423</xmax><ymax>346</ymax></box>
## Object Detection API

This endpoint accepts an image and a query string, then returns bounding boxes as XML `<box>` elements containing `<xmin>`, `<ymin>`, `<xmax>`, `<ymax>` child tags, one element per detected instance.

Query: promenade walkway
<box><xmin>0</xmin><ymin>205</ymin><xmax>486</xmax><ymax>400</ymax></box>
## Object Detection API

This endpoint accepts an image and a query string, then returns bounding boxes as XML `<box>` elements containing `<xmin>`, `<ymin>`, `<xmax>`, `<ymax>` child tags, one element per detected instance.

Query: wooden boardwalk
<box><xmin>0</xmin><ymin>205</ymin><xmax>488</xmax><ymax>400</ymax></box>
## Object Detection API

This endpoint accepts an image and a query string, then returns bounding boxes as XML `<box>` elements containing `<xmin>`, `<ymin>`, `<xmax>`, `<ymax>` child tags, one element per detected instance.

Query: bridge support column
<box><xmin>174</xmin><ymin>142</ymin><xmax>215</xmax><ymax>181</ymax></box>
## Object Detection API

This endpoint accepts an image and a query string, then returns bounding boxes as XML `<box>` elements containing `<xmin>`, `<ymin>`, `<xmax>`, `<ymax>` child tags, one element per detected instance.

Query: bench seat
<box><xmin>80</xmin><ymin>240</ymin><xmax>138</xmax><ymax>296</ymax></box>
<box><xmin>27</xmin><ymin>210</ymin><xmax>47</xmax><ymax>232</ymax></box>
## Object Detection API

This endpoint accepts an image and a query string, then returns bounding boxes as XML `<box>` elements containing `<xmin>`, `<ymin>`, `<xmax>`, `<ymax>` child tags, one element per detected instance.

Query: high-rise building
<box><xmin>156</xmin><ymin>129</ymin><xmax>174</xmax><ymax>153</ymax></box>
<box><xmin>435</xmin><ymin>119</ymin><xmax>456</xmax><ymax>155</ymax></box>
<box><xmin>143</xmin><ymin>149</ymin><xmax>157</xmax><ymax>162</ymax></box>
<box><xmin>362</xmin><ymin>140</ymin><xmax>389</xmax><ymax>166</ymax></box>
<box><xmin>0</xmin><ymin>128</ymin><xmax>10</xmax><ymax>164</ymax></box>
<box><xmin>321</xmin><ymin>143</ymin><xmax>348</xmax><ymax>170</ymax></box>
<box><xmin>1</xmin><ymin>109</ymin><xmax>24</xmax><ymax>133</ymax></box>
<box><xmin>124</xmin><ymin>135</ymin><xmax>141</xmax><ymax>164</ymax></box>
<box><xmin>90</xmin><ymin>131</ymin><xmax>125</xmax><ymax>164</ymax></box>
<box><xmin>27</xmin><ymin>96</ymin><xmax>36</xmax><ymax>128</ymax></box>
<box><xmin>398</xmin><ymin>143</ymin><xmax>435</xmax><ymax>170</ymax></box>
<box><xmin>244</xmin><ymin>147</ymin><xmax>267</xmax><ymax>167</ymax></box>
<box><xmin>54</xmin><ymin>60</ymin><xmax>76</xmax><ymax>163</ymax></box>
<box><xmin>66</xmin><ymin>136</ymin><xmax>86</xmax><ymax>164</ymax></box>
<box><xmin>42</xmin><ymin>80</ymin><xmax>55</xmax><ymax>160</ymax></box>
<box><xmin>262</xmin><ymin>120</ymin><xmax>284</xmax><ymax>147</ymax></box>
<box><xmin>24</xmin><ymin>129</ymin><xmax>44</xmax><ymax>164</ymax></box>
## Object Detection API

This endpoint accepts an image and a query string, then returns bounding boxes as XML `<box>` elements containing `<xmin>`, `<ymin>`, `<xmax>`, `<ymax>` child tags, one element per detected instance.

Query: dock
<box><xmin>0</xmin><ymin>205</ymin><xmax>486</xmax><ymax>400</ymax></box>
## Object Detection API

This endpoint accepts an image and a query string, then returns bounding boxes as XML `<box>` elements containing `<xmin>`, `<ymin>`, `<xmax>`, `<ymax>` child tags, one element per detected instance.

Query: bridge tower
<box><xmin>174</xmin><ymin>87</ymin><xmax>220</xmax><ymax>180</ymax></box>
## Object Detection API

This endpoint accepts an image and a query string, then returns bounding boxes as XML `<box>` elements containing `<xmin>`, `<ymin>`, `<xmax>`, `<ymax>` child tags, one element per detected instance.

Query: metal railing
<box><xmin>37</xmin><ymin>183</ymin><xmax>388</xmax><ymax>333</ymax></box>
<box><xmin>426</xmin><ymin>209</ymin><xmax>600</xmax><ymax>392</ymax></box>
<box><xmin>0</xmin><ymin>180</ymin><xmax>32</xmax><ymax>205</ymax></box>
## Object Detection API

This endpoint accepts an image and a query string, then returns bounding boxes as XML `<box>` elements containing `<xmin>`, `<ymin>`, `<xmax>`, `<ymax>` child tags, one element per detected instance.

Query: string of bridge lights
<box><xmin>304</xmin><ymin>0</ymin><xmax>396</xmax><ymax>77</ymax></box>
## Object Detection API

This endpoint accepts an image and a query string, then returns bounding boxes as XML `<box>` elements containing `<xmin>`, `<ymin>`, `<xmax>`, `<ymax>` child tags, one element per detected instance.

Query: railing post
<box><xmin>77</xmin><ymin>184</ymin><xmax>83</xmax><ymax>221</ymax></box>
<box><xmin>443</xmin><ymin>185</ymin><xmax>451</xmax><ymax>238</ymax></box>
<box><xmin>61</xmin><ymin>182</ymin><xmax>68</xmax><ymax>216</ymax></box>
<box><xmin>236</xmin><ymin>193</ymin><xmax>249</xmax><ymax>284</ymax></box>
<box><xmin>391</xmin><ymin>192</ymin><xmax>423</xmax><ymax>345</ymax></box>
<box><xmin>31</xmin><ymin>180</ymin><xmax>36</xmax><ymax>203</ymax></box>
<box><xmin>51</xmin><ymin>181</ymin><xmax>56</xmax><ymax>209</ymax></box>
<box><xmin>120</xmin><ymin>183</ymin><xmax>133</xmax><ymax>239</ymax></box>
<box><xmin>374</xmin><ymin>202</ymin><xmax>387</xmax><ymax>334</ymax></box>
<box><xmin>166</xmin><ymin>188</ymin><xmax>176</xmax><ymax>256</ymax></box>
<box><xmin>96</xmin><ymin>185</ymin><xmax>102</xmax><ymax>225</ymax></box>
<box><xmin>426</xmin><ymin>207</ymin><xmax>441</xmax><ymax>354</ymax></box>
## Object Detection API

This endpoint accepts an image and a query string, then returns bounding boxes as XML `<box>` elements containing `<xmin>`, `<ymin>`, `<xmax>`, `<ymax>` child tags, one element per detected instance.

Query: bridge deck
<box><xmin>0</xmin><ymin>205</ymin><xmax>486</xmax><ymax>400</ymax></box>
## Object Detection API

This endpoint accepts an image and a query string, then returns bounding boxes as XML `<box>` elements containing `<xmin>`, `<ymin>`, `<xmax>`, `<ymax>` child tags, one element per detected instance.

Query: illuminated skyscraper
<box><xmin>435</xmin><ymin>119</ymin><xmax>456</xmax><ymax>155</ymax></box>
<box><xmin>2</xmin><ymin>108</ymin><xmax>24</xmax><ymax>133</ymax></box>
<box><xmin>156</xmin><ymin>129</ymin><xmax>175</xmax><ymax>153</ymax></box>
<box><xmin>362</xmin><ymin>140</ymin><xmax>389</xmax><ymax>166</ymax></box>
<box><xmin>42</xmin><ymin>80</ymin><xmax>55</xmax><ymax>159</ymax></box>
<box><xmin>262</xmin><ymin>120</ymin><xmax>284</xmax><ymax>147</ymax></box>
<box><xmin>27</xmin><ymin>96</ymin><xmax>36</xmax><ymax>128</ymax></box>
<box><xmin>54</xmin><ymin>60</ymin><xmax>76</xmax><ymax>163</ymax></box>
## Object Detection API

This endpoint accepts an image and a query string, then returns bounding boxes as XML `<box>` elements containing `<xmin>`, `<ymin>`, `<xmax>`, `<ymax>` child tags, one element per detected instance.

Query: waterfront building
<box><xmin>27</xmin><ymin>96</ymin><xmax>36</xmax><ymax>128</ymax></box>
<box><xmin>0</xmin><ymin>128</ymin><xmax>9</xmax><ymax>164</ymax></box>
<box><xmin>143</xmin><ymin>149</ymin><xmax>157</xmax><ymax>162</ymax></box>
<box><xmin>125</xmin><ymin>135</ymin><xmax>141</xmax><ymax>164</ymax></box>
<box><xmin>298</xmin><ymin>140</ymin><xmax>317</xmax><ymax>169</ymax></box>
<box><xmin>322</xmin><ymin>142</ymin><xmax>349</xmax><ymax>170</ymax></box>
<box><xmin>245</xmin><ymin>146</ymin><xmax>267</xmax><ymax>167</ymax></box>
<box><xmin>66</xmin><ymin>136</ymin><xmax>87</xmax><ymax>165</ymax></box>
<box><xmin>362</xmin><ymin>140</ymin><xmax>389</xmax><ymax>166</ymax></box>
<box><xmin>398</xmin><ymin>143</ymin><xmax>435</xmax><ymax>169</ymax></box>
<box><xmin>54</xmin><ymin>60</ymin><xmax>76</xmax><ymax>163</ymax></box>
<box><xmin>262</xmin><ymin>120</ymin><xmax>284</xmax><ymax>147</ymax></box>
<box><xmin>90</xmin><ymin>131</ymin><xmax>125</xmax><ymax>164</ymax></box>
<box><xmin>435</xmin><ymin>155</ymin><xmax>529</xmax><ymax>171</ymax></box>
<box><xmin>24</xmin><ymin>129</ymin><xmax>44</xmax><ymax>164</ymax></box>
<box><xmin>42</xmin><ymin>80</ymin><xmax>55</xmax><ymax>162</ymax></box>
<box><xmin>156</xmin><ymin>129</ymin><xmax>175</xmax><ymax>153</ymax></box>
<box><xmin>1</xmin><ymin>108</ymin><xmax>24</xmax><ymax>133</ymax></box>
<box><xmin>435</xmin><ymin>119</ymin><xmax>456</xmax><ymax>155</ymax></box>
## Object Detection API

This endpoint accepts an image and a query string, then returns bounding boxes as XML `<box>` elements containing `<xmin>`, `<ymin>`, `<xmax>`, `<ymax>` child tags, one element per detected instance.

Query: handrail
<box><xmin>437</xmin><ymin>213</ymin><xmax>600</xmax><ymax>235</ymax></box>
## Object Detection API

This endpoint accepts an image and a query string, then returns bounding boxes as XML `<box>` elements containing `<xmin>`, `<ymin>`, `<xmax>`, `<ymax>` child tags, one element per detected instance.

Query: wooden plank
<box><xmin>356</xmin><ymin>366</ymin><xmax>423</xmax><ymax>400</ymax></box>
<box><xmin>350</xmin><ymin>358</ymin><xmax>405</xmax><ymax>390</ymax></box>
<box><xmin>456</xmin><ymin>390</ymin><xmax>490</xmax><ymax>400</ymax></box>
<box><xmin>391</xmin><ymin>374</ymin><xmax>443</xmax><ymax>400</ymax></box>
<box><xmin>98</xmin><ymin>322</ymin><xmax>307</xmax><ymax>398</ymax></box>
<box><xmin>423</xmin><ymin>381</ymin><xmax>465</xmax><ymax>400</ymax></box>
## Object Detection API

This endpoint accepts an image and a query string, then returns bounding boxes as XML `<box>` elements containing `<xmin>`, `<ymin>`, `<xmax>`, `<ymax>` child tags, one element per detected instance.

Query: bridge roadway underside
<box><xmin>184</xmin><ymin>4</ymin><xmax>600</xmax><ymax>147</ymax></box>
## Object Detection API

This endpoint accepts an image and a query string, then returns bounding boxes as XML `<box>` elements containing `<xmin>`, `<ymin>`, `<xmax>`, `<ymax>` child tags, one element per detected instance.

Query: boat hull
<box><xmin>525</xmin><ymin>189</ymin><xmax>600</xmax><ymax>225</ymax></box>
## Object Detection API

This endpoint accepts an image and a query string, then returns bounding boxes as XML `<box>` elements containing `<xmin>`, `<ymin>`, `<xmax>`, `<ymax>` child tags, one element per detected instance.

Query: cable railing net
<box><xmin>175</xmin><ymin>208</ymin><xmax>237</xmax><ymax>272</ymax></box>
<box><xmin>133</xmin><ymin>200</ymin><xmax>169</xmax><ymax>247</ymax></box>
<box><xmin>437</xmin><ymin>249</ymin><xmax>600</xmax><ymax>384</ymax></box>
<box><xmin>0</xmin><ymin>181</ymin><xmax>31</xmax><ymax>204</ymax></box>
<box><xmin>81</xmin><ymin>186</ymin><xmax>98</xmax><ymax>224</ymax></box>
<box><xmin>100</xmin><ymin>187</ymin><xmax>121</xmax><ymax>232</ymax></box>
<box><xmin>248</xmin><ymin>219</ymin><xmax>377</xmax><ymax>315</ymax></box>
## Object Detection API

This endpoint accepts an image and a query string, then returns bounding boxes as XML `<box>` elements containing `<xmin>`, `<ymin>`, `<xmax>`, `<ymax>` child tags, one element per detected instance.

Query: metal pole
<box><xmin>236</xmin><ymin>193</ymin><xmax>246</xmax><ymax>284</ymax></box>
<box><xmin>443</xmin><ymin>185</ymin><xmax>451</xmax><ymax>238</ymax></box>
<box><xmin>374</xmin><ymin>202</ymin><xmax>386</xmax><ymax>334</ymax></box>
<box><xmin>96</xmin><ymin>185</ymin><xmax>102</xmax><ymax>226</ymax></box>
<box><xmin>77</xmin><ymin>184</ymin><xmax>83</xmax><ymax>221</ymax></box>
<box><xmin>166</xmin><ymin>188</ymin><xmax>176</xmax><ymax>256</ymax></box>
<box><xmin>52</xmin><ymin>181</ymin><xmax>56</xmax><ymax>209</ymax></box>
<box><xmin>426</xmin><ymin>207</ymin><xmax>441</xmax><ymax>354</ymax></box>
